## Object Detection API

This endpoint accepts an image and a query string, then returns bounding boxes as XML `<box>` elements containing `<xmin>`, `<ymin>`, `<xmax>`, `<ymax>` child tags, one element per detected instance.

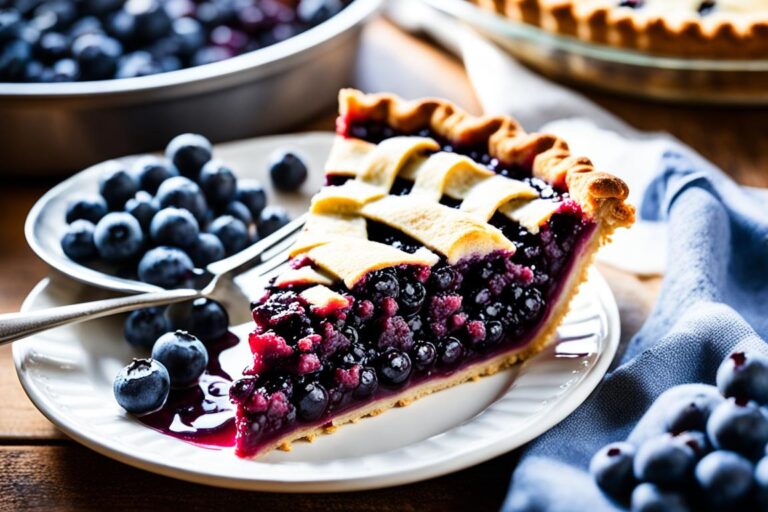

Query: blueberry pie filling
<box><xmin>230</xmin><ymin>90</ymin><xmax>634</xmax><ymax>458</ymax></box>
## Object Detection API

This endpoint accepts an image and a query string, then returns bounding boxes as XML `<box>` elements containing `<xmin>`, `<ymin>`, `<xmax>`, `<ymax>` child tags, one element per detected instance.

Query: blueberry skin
<box><xmin>0</xmin><ymin>39</ymin><xmax>31</xmax><ymax>81</ymax></box>
<box><xmin>93</xmin><ymin>212</ymin><xmax>143</xmax><ymax>261</ymax></box>
<box><xmin>150</xmin><ymin>207</ymin><xmax>199</xmax><ymax>248</ymax></box>
<box><xmin>137</xmin><ymin>246</ymin><xmax>194</xmax><ymax>288</ymax></box>
<box><xmin>116</xmin><ymin>50</ymin><xmax>162</xmax><ymax>78</ymax></box>
<box><xmin>65</xmin><ymin>195</ymin><xmax>108</xmax><ymax>224</ymax></box>
<box><xmin>51</xmin><ymin>58</ymin><xmax>79</xmax><ymax>82</ymax></box>
<box><xmin>378</xmin><ymin>349</ymin><xmax>412</xmax><ymax>386</ymax></box>
<box><xmin>353</xmin><ymin>367</ymin><xmax>378</xmax><ymax>399</ymax></box>
<box><xmin>630</xmin><ymin>483</ymin><xmax>689</xmax><ymax>512</ymax></box>
<box><xmin>633</xmin><ymin>434</ymin><xmax>695</xmax><ymax>484</ymax></box>
<box><xmin>269</xmin><ymin>150</ymin><xmax>308</xmax><ymax>192</ymax></box>
<box><xmin>125</xmin><ymin>191</ymin><xmax>158</xmax><ymax>232</ymax></box>
<box><xmin>155</xmin><ymin>176</ymin><xmax>208</xmax><ymax>223</ymax></box>
<box><xmin>198</xmin><ymin>160</ymin><xmax>237</xmax><ymax>205</ymax></box>
<box><xmin>34</xmin><ymin>31</ymin><xmax>68</xmax><ymax>64</ymax></box>
<box><xmin>72</xmin><ymin>32</ymin><xmax>122</xmax><ymax>80</ymax></box>
<box><xmin>664</xmin><ymin>387</ymin><xmax>724</xmax><ymax>435</ymax></box>
<box><xmin>61</xmin><ymin>219</ymin><xmax>97</xmax><ymax>261</ymax></box>
<box><xmin>171</xmin><ymin>16</ymin><xmax>205</xmax><ymax>56</ymax></box>
<box><xmin>0</xmin><ymin>9</ymin><xmax>21</xmax><ymax>43</ymax></box>
<box><xmin>296</xmin><ymin>381</ymin><xmax>329</xmax><ymax>421</ymax></box>
<box><xmin>258</xmin><ymin>206</ymin><xmax>290</xmax><ymax>237</ymax></box>
<box><xmin>124</xmin><ymin>307</ymin><xmax>169</xmax><ymax>349</ymax></box>
<box><xmin>164</xmin><ymin>133</ymin><xmax>212</xmax><ymax>180</ymax></box>
<box><xmin>208</xmin><ymin>215</ymin><xmax>249</xmax><ymax>255</ymax></box>
<box><xmin>672</xmin><ymin>431</ymin><xmax>711</xmax><ymax>459</ymax></box>
<box><xmin>188</xmin><ymin>233</ymin><xmax>225</xmax><ymax>267</ymax></box>
<box><xmin>151</xmin><ymin>330</ymin><xmax>208</xmax><ymax>388</ymax></box>
<box><xmin>113</xmin><ymin>358</ymin><xmax>170</xmax><ymax>414</ymax></box>
<box><xmin>706</xmin><ymin>398</ymin><xmax>768</xmax><ymax>459</ymax></box>
<box><xmin>756</xmin><ymin>456</ymin><xmax>768</xmax><ymax>508</ymax></box>
<box><xmin>187</xmin><ymin>298</ymin><xmax>229</xmax><ymax>342</ymax></box>
<box><xmin>694</xmin><ymin>451</ymin><xmax>753</xmax><ymax>508</ymax></box>
<box><xmin>125</xmin><ymin>0</ymin><xmax>172</xmax><ymax>43</ymax></box>
<box><xmin>589</xmin><ymin>442</ymin><xmax>636</xmax><ymax>500</ymax></box>
<box><xmin>716</xmin><ymin>351</ymin><xmax>768</xmax><ymax>405</ymax></box>
<box><xmin>99</xmin><ymin>163</ymin><xmax>138</xmax><ymax>210</ymax></box>
<box><xmin>236</xmin><ymin>180</ymin><xmax>267</xmax><ymax>218</ymax></box>
<box><xmin>222</xmin><ymin>200</ymin><xmax>253</xmax><ymax>226</ymax></box>
<box><xmin>132</xmin><ymin>155</ymin><xmax>178</xmax><ymax>194</ymax></box>
<box><xmin>298</xmin><ymin>0</ymin><xmax>344</xmax><ymax>25</ymax></box>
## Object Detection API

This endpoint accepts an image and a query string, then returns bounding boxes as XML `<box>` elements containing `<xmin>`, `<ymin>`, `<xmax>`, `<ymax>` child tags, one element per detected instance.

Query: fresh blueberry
<box><xmin>23</xmin><ymin>59</ymin><xmax>44</xmax><ymax>81</ymax></box>
<box><xmin>187</xmin><ymin>233</ymin><xmax>225</xmax><ymax>267</ymax></box>
<box><xmin>198</xmin><ymin>160</ymin><xmax>237</xmax><ymax>205</ymax></box>
<box><xmin>151</xmin><ymin>330</ymin><xmax>208</xmax><ymax>388</ymax></box>
<box><xmin>124</xmin><ymin>307</ymin><xmax>169</xmax><ymax>349</ymax></box>
<box><xmin>707</xmin><ymin>398</ymin><xmax>768</xmax><ymax>459</ymax></box>
<box><xmin>208</xmin><ymin>215</ymin><xmax>249</xmax><ymax>255</ymax></box>
<box><xmin>438</xmin><ymin>337</ymin><xmax>465</xmax><ymax>367</ymax></box>
<box><xmin>132</xmin><ymin>155</ymin><xmax>178</xmax><ymax>194</ymax></box>
<box><xmin>115</xmin><ymin>50</ymin><xmax>162</xmax><ymax>78</ymax></box>
<box><xmin>633</xmin><ymin>434</ymin><xmax>695</xmax><ymax>484</ymax></box>
<box><xmin>672</xmin><ymin>430</ymin><xmax>711</xmax><ymax>459</ymax></box>
<box><xmin>113</xmin><ymin>358</ymin><xmax>170</xmax><ymax>414</ymax></box>
<box><xmin>171</xmin><ymin>16</ymin><xmax>204</xmax><ymax>56</ymax></box>
<box><xmin>93</xmin><ymin>212</ymin><xmax>143</xmax><ymax>261</ymax></box>
<box><xmin>137</xmin><ymin>246</ymin><xmax>194</xmax><ymax>287</ymax></box>
<box><xmin>694</xmin><ymin>451</ymin><xmax>753</xmax><ymax>508</ymax></box>
<box><xmin>412</xmin><ymin>341</ymin><xmax>437</xmax><ymax>369</ymax></box>
<box><xmin>123</xmin><ymin>0</ymin><xmax>172</xmax><ymax>43</ymax></box>
<box><xmin>164</xmin><ymin>133</ymin><xmax>212</xmax><ymax>180</ymax></box>
<box><xmin>61</xmin><ymin>219</ymin><xmax>97</xmax><ymax>261</ymax></box>
<box><xmin>155</xmin><ymin>176</ymin><xmax>208</xmax><ymax>223</ymax></box>
<box><xmin>716</xmin><ymin>351</ymin><xmax>768</xmax><ymax>405</ymax></box>
<box><xmin>257</xmin><ymin>206</ymin><xmax>290</xmax><ymax>237</ymax></box>
<box><xmin>268</xmin><ymin>150</ymin><xmax>308</xmax><ymax>192</ymax></box>
<box><xmin>630</xmin><ymin>483</ymin><xmax>689</xmax><ymax>512</ymax></box>
<box><xmin>589</xmin><ymin>442</ymin><xmax>636</xmax><ymax>501</ymax></box>
<box><xmin>187</xmin><ymin>298</ymin><xmax>229</xmax><ymax>342</ymax></box>
<box><xmin>352</xmin><ymin>367</ymin><xmax>378</xmax><ymax>399</ymax></box>
<box><xmin>298</xmin><ymin>0</ymin><xmax>344</xmax><ymax>25</ymax></box>
<box><xmin>125</xmin><ymin>191</ymin><xmax>158</xmax><ymax>232</ymax></box>
<box><xmin>0</xmin><ymin>9</ymin><xmax>21</xmax><ymax>42</ymax></box>
<box><xmin>296</xmin><ymin>381</ymin><xmax>328</xmax><ymax>421</ymax></box>
<box><xmin>236</xmin><ymin>180</ymin><xmax>267</xmax><ymax>218</ymax></box>
<box><xmin>72</xmin><ymin>32</ymin><xmax>122</xmax><ymax>80</ymax></box>
<box><xmin>378</xmin><ymin>349</ymin><xmax>412</xmax><ymax>386</ymax></box>
<box><xmin>399</xmin><ymin>281</ymin><xmax>426</xmax><ymax>315</ymax></box>
<box><xmin>756</xmin><ymin>456</ymin><xmax>768</xmax><ymax>508</ymax></box>
<box><xmin>65</xmin><ymin>195</ymin><xmax>108</xmax><ymax>224</ymax></box>
<box><xmin>99</xmin><ymin>162</ymin><xmax>138</xmax><ymax>211</ymax></box>
<box><xmin>222</xmin><ymin>200</ymin><xmax>253</xmax><ymax>226</ymax></box>
<box><xmin>150</xmin><ymin>207</ymin><xmax>199</xmax><ymax>248</ymax></box>
<box><xmin>664</xmin><ymin>387</ymin><xmax>724</xmax><ymax>434</ymax></box>
<box><xmin>191</xmin><ymin>45</ymin><xmax>231</xmax><ymax>66</ymax></box>
<box><xmin>50</xmin><ymin>58</ymin><xmax>79</xmax><ymax>81</ymax></box>
<box><xmin>0</xmin><ymin>39</ymin><xmax>32</xmax><ymax>81</ymax></box>
<box><xmin>34</xmin><ymin>31</ymin><xmax>67</xmax><ymax>64</ymax></box>
<box><xmin>34</xmin><ymin>0</ymin><xmax>78</xmax><ymax>31</ymax></box>
<box><xmin>84</xmin><ymin>0</ymin><xmax>124</xmax><ymax>16</ymax></box>
<box><xmin>69</xmin><ymin>15</ymin><xmax>105</xmax><ymax>39</ymax></box>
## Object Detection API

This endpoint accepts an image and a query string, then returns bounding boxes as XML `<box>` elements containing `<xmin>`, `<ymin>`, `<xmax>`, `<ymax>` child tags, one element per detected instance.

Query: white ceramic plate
<box><xmin>14</xmin><ymin>133</ymin><xmax>620</xmax><ymax>492</ymax></box>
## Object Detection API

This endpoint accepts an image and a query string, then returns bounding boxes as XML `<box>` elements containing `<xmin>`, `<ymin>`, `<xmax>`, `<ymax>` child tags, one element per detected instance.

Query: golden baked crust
<box><xmin>468</xmin><ymin>0</ymin><xmax>768</xmax><ymax>59</ymax></box>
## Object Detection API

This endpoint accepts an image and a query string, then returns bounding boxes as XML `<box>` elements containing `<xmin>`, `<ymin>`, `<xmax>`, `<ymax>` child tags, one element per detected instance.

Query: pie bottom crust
<box><xmin>242</xmin><ymin>226</ymin><xmax>609</xmax><ymax>459</ymax></box>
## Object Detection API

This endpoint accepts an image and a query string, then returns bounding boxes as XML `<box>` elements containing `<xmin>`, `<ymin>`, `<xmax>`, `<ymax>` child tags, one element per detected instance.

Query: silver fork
<box><xmin>0</xmin><ymin>215</ymin><xmax>305</xmax><ymax>345</ymax></box>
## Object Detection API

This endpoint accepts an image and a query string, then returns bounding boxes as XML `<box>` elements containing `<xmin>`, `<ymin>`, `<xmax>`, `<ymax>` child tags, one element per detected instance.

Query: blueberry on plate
<box><xmin>707</xmin><ymin>397</ymin><xmax>768</xmax><ymax>459</ymax></box>
<box><xmin>93</xmin><ymin>212</ymin><xmax>143</xmax><ymax>261</ymax></box>
<box><xmin>72</xmin><ymin>32</ymin><xmax>122</xmax><ymax>80</ymax></box>
<box><xmin>137</xmin><ymin>246</ymin><xmax>194</xmax><ymax>288</ymax></box>
<box><xmin>694</xmin><ymin>451</ymin><xmax>753</xmax><ymax>508</ymax></box>
<box><xmin>222</xmin><ymin>200</ymin><xmax>253</xmax><ymax>226</ymax></box>
<box><xmin>132</xmin><ymin>155</ymin><xmax>178</xmax><ymax>194</ymax></box>
<box><xmin>99</xmin><ymin>162</ymin><xmax>138</xmax><ymax>210</ymax></box>
<box><xmin>124</xmin><ymin>307</ymin><xmax>169</xmax><ymax>349</ymax></box>
<box><xmin>716</xmin><ymin>350</ymin><xmax>768</xmax><ymax>405</ymax></box>
<box><xmin>295</xmin><ymin>381</ymin><xmax>329</xmax><ymax>421</ymax></box>
<box><xmin>268</xmin><ymin>150</ymin><xmax>308</xmax><ymax>192</ymax></box>
<box><xmin>633</xmin><ymin>434</ymin><xmax>695</xmax><ymax>484</ymax></box>
<box><xmin>378</xmin><ymin>349</ymin><xmax>412</xmax><ymax>386</ymax></box>
<box><xmin>113</xmin><ymin>358</ymin><xmax>170</xmax><ymax>414</ymax></box>
<box><xmin>155</xmin><ymin>175</ymin><xmax>208</xmax><ymax>223</ymax></box>
<box><xmin>149</xmin><ymin>206</ymin><xmax>199</xmax><ymax>248</ymax></box>
<box><xmin>664</xmin><ymin>386</ymin><xmax>724</xmax><ymax>435</ymax></box>
<box><xmin>258</xmin><ymin>206</ymin><xmax>290</xmax><ymax>237</ymax></box>
<box><xmin>187</xmin><ymin>233</ymin><xmax>225</xmax><ymax>267</ymax></box>
<box><xmin>151</xmin><ymin>330</ymin><xmax>208</xmax><ymax>388</ymax></box>
<box><xmin>164</xmin><ymin>133</ymin><xmax>212</xmax><ymax>180</ymax></box>
<box><xmin>184</xmin><ymin>298</ymin><xmax>229</xmax><ymax>342</ymax></box>
<box><xmin>630</xmin><ymin>482</ymin><xmax>689</xmax><ymax>512</ymax></box>
<box><xmin>65</xmin><ymin>195</ymin><xmax>108</xmax><ymax>224</ymax></box>
<box><xmin>61</xmin><ymin>219</ymin><xmax>97</xmax><ymax>261</ymax></box>
<box><xmin>236</xmin><ymin>180</ymin><xmax>267</xmax><ymax>218</ymax></box>
<box><xmin>198</xmin><ymin>160</ymin><xmax>237</xmax><ymax>206</ymax></box>
<box><xmin>589</xmin><ymin>442</ymin><xmax>636</xmax><ymax>500</ymax></box>
<box><xmin>125</xmin><ymin>191</ymin><xmax>158</xmax><ymax>232</ymax></box>
<box><xmin>756</xmin><ymin>456</ymin><xmax>768</xmax><ymax>507</ymax></box>
<box><xmin>208</xmin><ymin>215</ymin><xmax>249</xmax><ymax>255</ymax></box>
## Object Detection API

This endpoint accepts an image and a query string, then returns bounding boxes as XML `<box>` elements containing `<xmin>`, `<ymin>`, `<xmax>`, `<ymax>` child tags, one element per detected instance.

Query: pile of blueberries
<box><xmin>61</xmin><ymin>132</ymin><xmax>307</xmax><ymax>288</ymax></box>
<box><xmin>590</xmin><ymin>350</ymin><xmax>768</xmax><ymax>511</ymax></box>
<box><xmin>0</xmin><ymin>0</ymin><xmax>350</xmax><ymax>82</ymax></box>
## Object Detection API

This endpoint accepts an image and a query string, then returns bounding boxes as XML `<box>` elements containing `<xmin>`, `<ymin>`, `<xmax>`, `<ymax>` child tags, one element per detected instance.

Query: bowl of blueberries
<box><xmin>0</xmin><ymin>0</ymin><xmax>381</xmax><ymax>175</ymax></box>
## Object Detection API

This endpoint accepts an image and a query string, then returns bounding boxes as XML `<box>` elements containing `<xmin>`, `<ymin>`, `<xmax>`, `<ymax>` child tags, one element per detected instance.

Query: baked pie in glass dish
<box><xmin>229</xmin><ymin>89</ymin><xmax>635</xmax><ymax>458</ymax></box>
<box><xmin>470</xmin><ymin>0</ymin><xmax>768</xmax><ymax>58</ymax></box>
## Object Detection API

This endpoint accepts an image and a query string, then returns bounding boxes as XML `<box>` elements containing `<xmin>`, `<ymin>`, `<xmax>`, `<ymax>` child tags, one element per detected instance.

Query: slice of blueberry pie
<box><xmin>229</xmin><ymin>90</ymin><xmax>635</xmax><ymax>458</ymax></box>
<box><xmin>470</xmin><ymin>0</ymin><xmax>768</xmax><ymax>58</ymax></box>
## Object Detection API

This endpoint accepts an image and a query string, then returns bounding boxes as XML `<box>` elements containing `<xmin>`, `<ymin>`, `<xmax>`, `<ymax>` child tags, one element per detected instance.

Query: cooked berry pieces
<box><xmin>113</xmin><ymin>358</ymin><xmax>170</xmax><ymax>414</ymax></box>
<box><xmin>269</xmin><ymin>150</ymin><xmax>308</xmax><ymax>192</ymax></box>
<box><xmin>296</xmin><ymin>381</ymin><xmax>329</xmax><ymax>421</ymax></box>
<box><xmin>438</xmin><ymin>337</ymin><xmax>464</xmax><ymax>367</ymax></box>
<box><xmin>353</xmin><ymin>367</ymin><xmax>378</xmax><ymax>398</ymax></box>
<box><xmin>412</xmin><ymin>341</ymin><xmax>437</xmax><ymax>370</ymax></box>
<box><xmin>378</xmin><ymin>349</ymin><xmax>412</xmax><ymax>386</ymax></box>
<box><xmin>151</xmin><ymin>330</ymin><xmax>208</xmax><ymax>388</ymax></box>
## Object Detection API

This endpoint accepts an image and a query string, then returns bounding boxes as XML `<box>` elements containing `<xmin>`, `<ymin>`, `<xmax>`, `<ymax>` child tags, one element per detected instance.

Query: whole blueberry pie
<box><xmin>229</xmin><ymin>89</ymin><xmax>635</xmax><ymax>458</ymax></box>
<box><xmin>470</xmin><ymin>0</ymin><xmax>768</xmax><ymax>58</ymax></box>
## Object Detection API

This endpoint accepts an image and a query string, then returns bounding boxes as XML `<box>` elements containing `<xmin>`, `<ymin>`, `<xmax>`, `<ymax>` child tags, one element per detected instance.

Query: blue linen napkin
<box><xmin>502</xmin><ymin>149</ymin><xmax>768</xmax><ymax>511</ymax></box>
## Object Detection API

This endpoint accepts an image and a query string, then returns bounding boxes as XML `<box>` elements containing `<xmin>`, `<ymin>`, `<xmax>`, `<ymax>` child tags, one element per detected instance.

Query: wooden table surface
<box><xmin>1</xmin><ymin>18</ymin><xmax>766</xmax><ymax>512</ymax></box>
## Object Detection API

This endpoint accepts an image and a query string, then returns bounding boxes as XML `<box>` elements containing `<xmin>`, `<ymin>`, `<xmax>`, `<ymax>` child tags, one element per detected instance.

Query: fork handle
<box><xmin>0</xmin><ymin>288</ymin><xmax>201</xmax><ymax>345</ymax></box>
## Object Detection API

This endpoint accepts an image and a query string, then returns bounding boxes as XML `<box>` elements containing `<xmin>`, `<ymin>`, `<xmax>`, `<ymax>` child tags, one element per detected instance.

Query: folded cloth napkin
<box><xmin>502</xmin><ymin>149</ymin><xmax>768</xmax><ymax>511</ymax></box>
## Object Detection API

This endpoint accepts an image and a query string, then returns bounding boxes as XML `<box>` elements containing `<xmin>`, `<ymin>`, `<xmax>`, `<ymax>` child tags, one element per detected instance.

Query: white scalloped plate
<box><xmin>13</xmin><ymin>132</ymin><xmax>620</xmax><ymax>492</ymax></box>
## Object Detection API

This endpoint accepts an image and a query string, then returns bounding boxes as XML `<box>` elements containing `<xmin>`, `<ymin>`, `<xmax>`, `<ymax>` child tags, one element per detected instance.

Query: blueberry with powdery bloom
<box><xmin>137</xmin><ymin>246</ymin><xmax>193</xmax><ymax>288</ymax></box>
<box><xmin>589</xmin><ymin>442</ymin><xmax>636</xmax><ymax>501</ymax></box>
<box><xmin>164</xmin><ymin>133</ymin><xmax>212</xmax><ymax>181</ymax></box>
<box><xmin>132</xmin><ymin>155</ymin><xmax>178</xmax><ymax>195</ymax></box>
<box><xmin>716</xmin><ymin>350</ymin><xmax>768</xmax><ymax>405</ymax></box>
<box><xmin>65</xmin><ymin>195</ymin><xmax>108</xmax><ymax>224</ymax></box>
<box><xmin>61</xmin><ymin>220</ymin><xmax>97</xmax><ymax>261</ymax></box>
<box><xmin>113</xmin><ymin>358</ymin><xmax>170</xmax><ymax>414</ymax></box>
<box><xmin>99</xmin><ymin>162</ymin><xmax>137</xmax><ymax>211</ymax></box>
<box><xmin>151</xmin><ymin>330</ymin><xmax>208</xmax><ymax>388</ymax></box>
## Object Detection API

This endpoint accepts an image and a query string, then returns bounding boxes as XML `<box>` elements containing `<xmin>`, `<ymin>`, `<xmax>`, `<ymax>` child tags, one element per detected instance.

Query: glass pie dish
<box><xmin>422</xmin><ymin>0</ymin><xmax>768</xmax><ymax>105</ymax></box>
